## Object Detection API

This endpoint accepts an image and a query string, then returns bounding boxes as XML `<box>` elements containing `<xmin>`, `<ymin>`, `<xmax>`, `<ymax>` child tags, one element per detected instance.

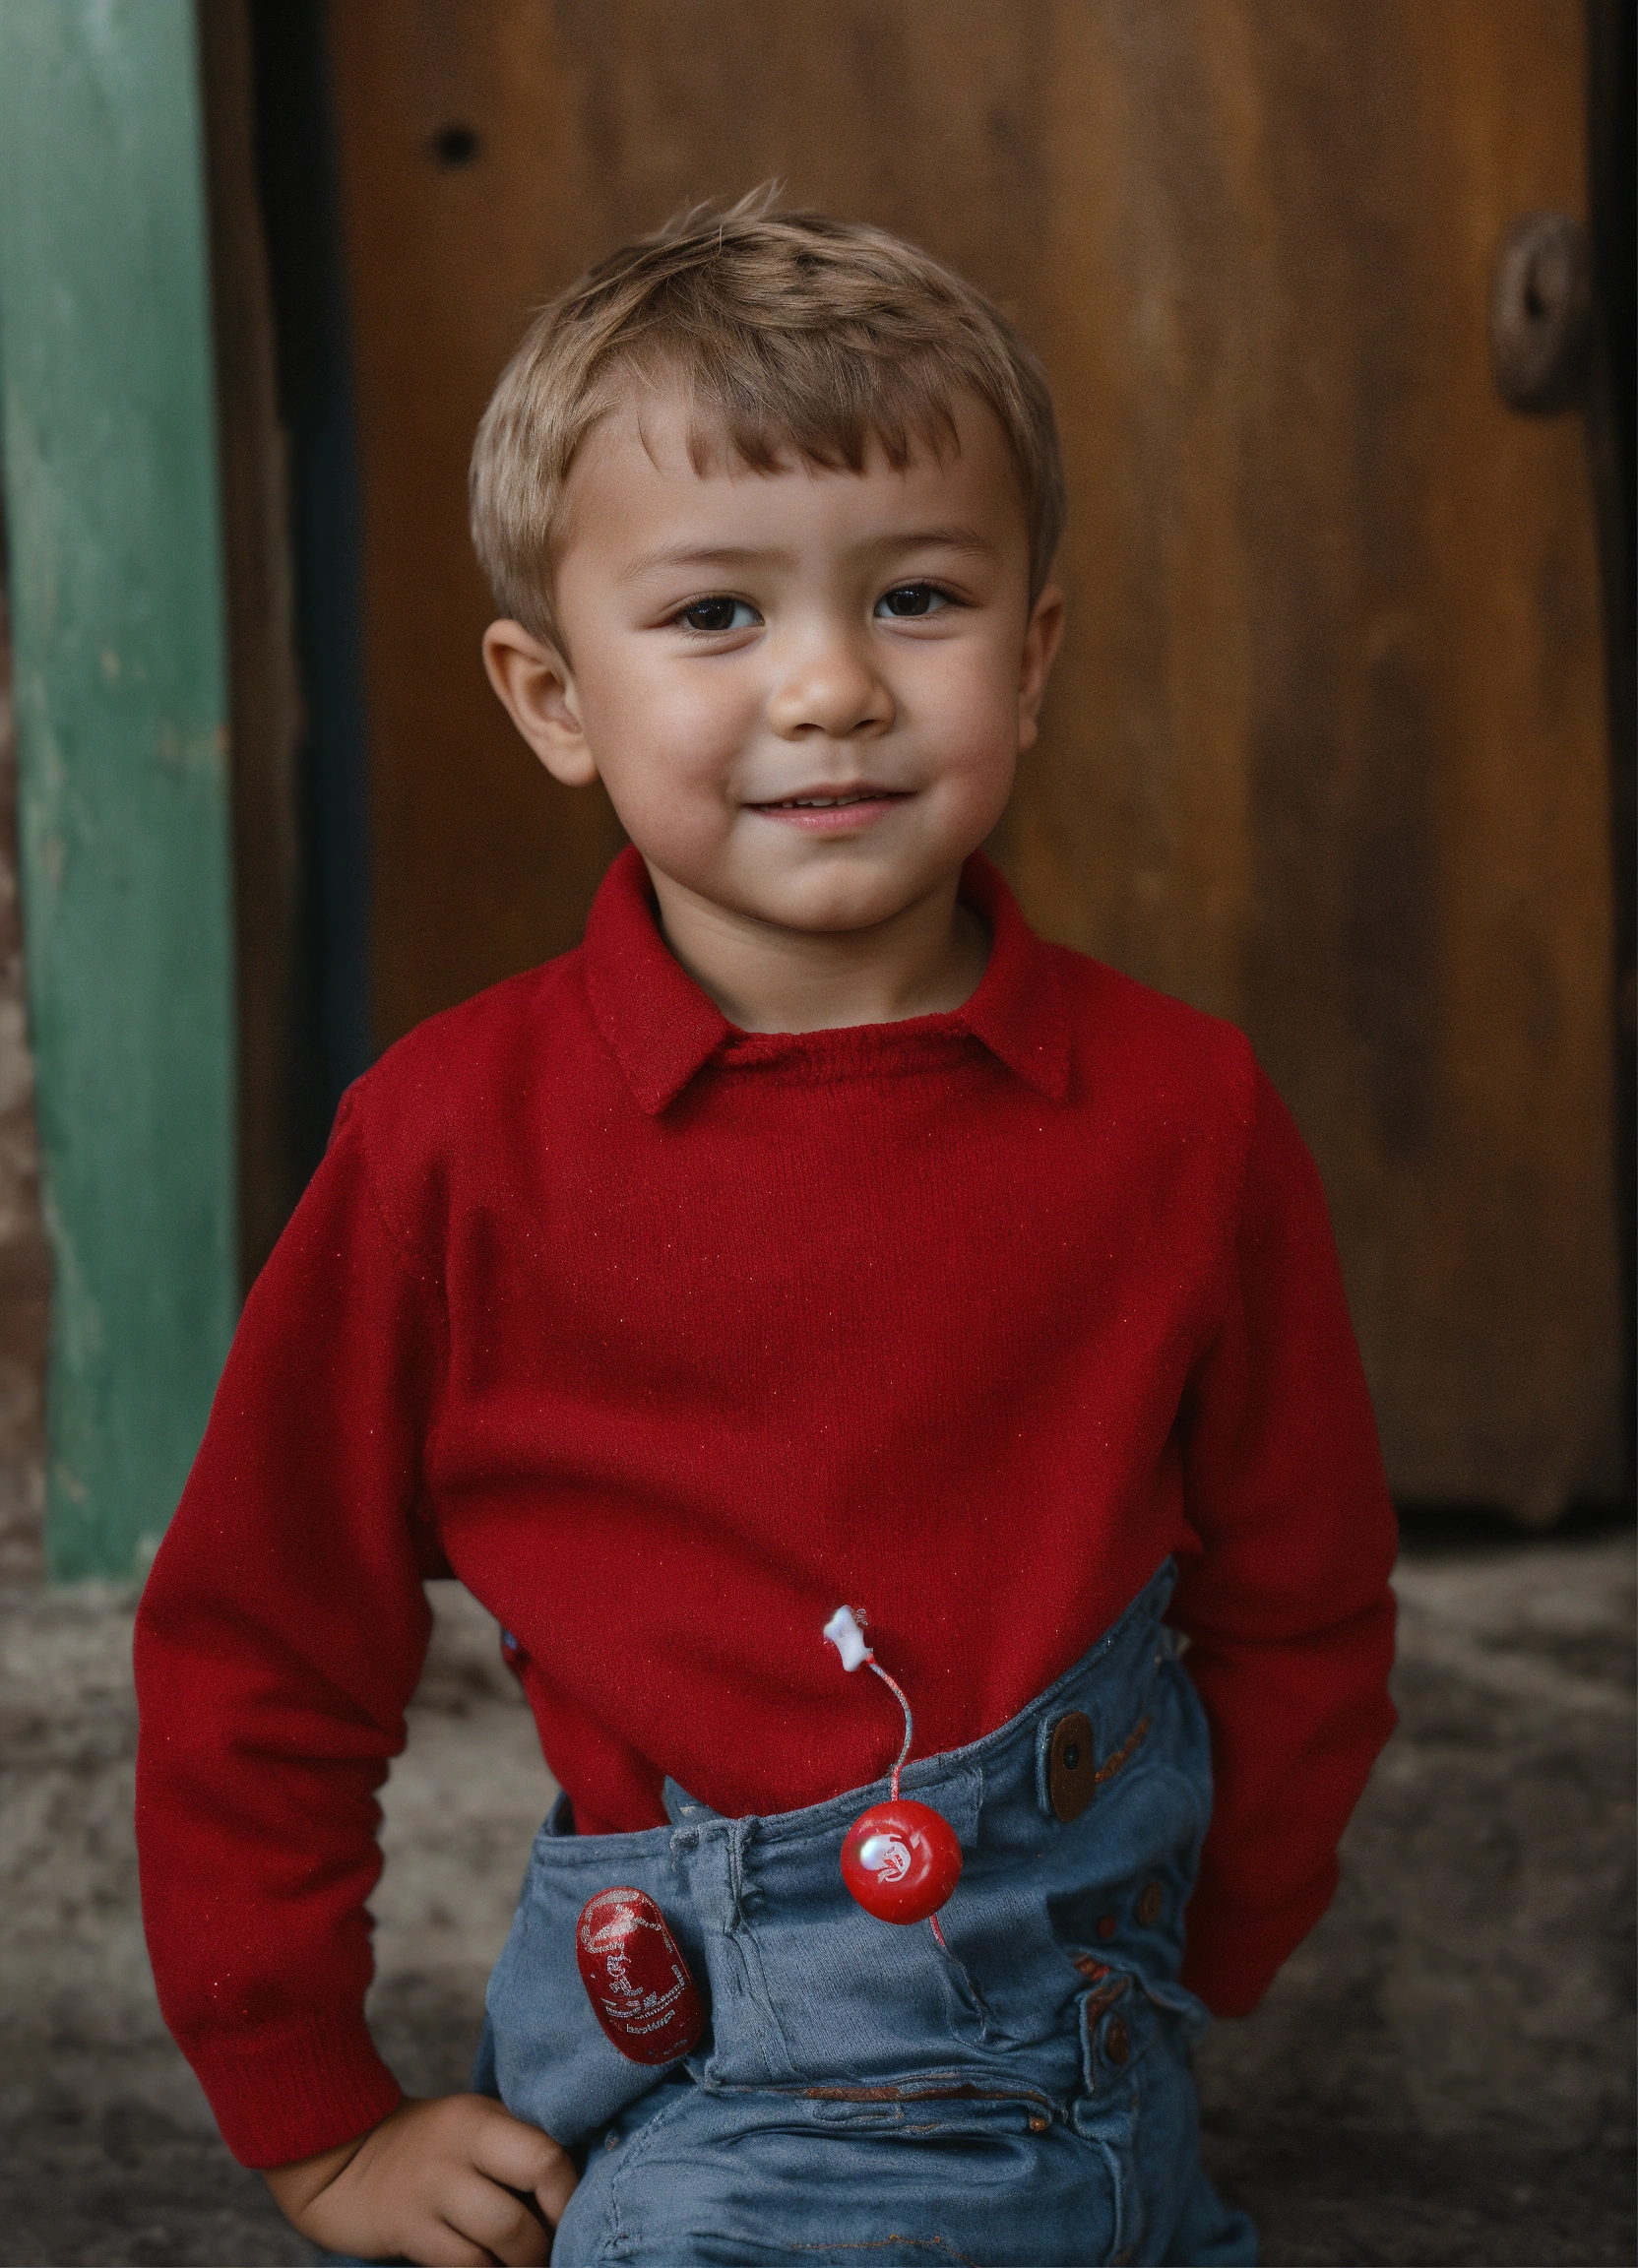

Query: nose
<box><xmin>766</xmin><ymin>625</ymin><xmax>894</xmax><ymax>741</ymax></box>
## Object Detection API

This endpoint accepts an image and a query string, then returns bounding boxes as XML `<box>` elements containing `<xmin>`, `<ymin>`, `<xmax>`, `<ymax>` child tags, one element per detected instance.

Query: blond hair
<box><xmin>470</xmin><ymin>188</ymin><xmax>1066</xmax><ymax>640</ymax></box>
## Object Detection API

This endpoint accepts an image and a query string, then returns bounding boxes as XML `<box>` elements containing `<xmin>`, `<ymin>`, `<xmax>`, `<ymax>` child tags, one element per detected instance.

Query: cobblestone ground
<box><xmin>0</xmin><ymin>1526</ymin><xmax>1631</xmax><ymax>2266</ymax></box>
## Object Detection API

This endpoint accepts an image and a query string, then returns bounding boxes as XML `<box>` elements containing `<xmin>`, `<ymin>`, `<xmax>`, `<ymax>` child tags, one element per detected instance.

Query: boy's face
<box><xmin>484</xmin><ymin>383</ymin><xmax>1062</xmax><ymax>947</ymax></box>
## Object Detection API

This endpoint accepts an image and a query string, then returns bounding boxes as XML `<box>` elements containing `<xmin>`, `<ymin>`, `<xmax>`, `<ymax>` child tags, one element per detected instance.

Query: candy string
<box><xmin>865</xmin><ymin>1658</ymin><xmax>914</xmax><ymax>1799</ymax></box>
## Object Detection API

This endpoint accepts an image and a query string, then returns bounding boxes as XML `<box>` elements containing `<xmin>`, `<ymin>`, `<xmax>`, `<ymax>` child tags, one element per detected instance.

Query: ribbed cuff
<box><xmin>1179</xmin><ymin>1862</ymin><xmax>1338</xmax><ymax>2018</ymax></box>
<box><xmin>184</xmin><ymin>2007</ymin><xmax>404</xmax><ymax>2170</ymax></box>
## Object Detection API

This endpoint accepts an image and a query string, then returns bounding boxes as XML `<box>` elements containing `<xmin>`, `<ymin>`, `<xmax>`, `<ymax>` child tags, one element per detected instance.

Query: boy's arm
<box><xmin>134</xmin><ymin>1099</ymin><xmax>450</xmax><ymax>2168</ymax></box>
<box><xmin>1169</xmin><ymin>1067</ymin><xmax>1399</xmax><ymax>2017</ymax></box>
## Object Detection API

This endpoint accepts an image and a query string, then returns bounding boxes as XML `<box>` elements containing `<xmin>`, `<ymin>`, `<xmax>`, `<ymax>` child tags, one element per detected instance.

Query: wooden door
<box><xmin>326</xmin><ymin>0</ymin><xmax>1622</xmax><ymax>1519</ymax></box>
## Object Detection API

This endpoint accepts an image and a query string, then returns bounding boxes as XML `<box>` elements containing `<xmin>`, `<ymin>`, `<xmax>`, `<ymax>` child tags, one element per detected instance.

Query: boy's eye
<box><xmin>674</xmin><ymin>597</ymin><xmax>760</xmax><ymax>634</ymax></box>
<box><xmin>875</xmin><ymin>583</ymin><xmax>953</xmax><ymax>619</ymax></box>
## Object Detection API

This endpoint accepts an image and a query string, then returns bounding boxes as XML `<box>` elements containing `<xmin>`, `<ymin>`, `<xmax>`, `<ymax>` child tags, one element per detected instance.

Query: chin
<box><xmin>773</xmin><ymin>878</ymin><xmax>927</xmax><ymax>935</ymax></box>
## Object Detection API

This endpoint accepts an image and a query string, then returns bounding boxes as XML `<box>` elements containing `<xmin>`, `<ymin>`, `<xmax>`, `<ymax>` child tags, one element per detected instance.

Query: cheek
<box><xmin>586</xmin><ymin>655</ymin><xmax>755</xmax><ymax>781</ymax></box>
<box><xmin>578</xmin><ymin>662</ymin><xmax>760</xmax><ymax>861</ymax></box>
<box><xmin>915</xmin><ymin>649</ymin><xmax>1024</xmax><ymax>769</ymax></box>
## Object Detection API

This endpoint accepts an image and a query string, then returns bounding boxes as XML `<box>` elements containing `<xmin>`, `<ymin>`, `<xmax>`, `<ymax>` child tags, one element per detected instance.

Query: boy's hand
<box><xmin>264</xmin><ymin>2094</ymin><xmax>579</xmax><ymax>2265</ymax></box>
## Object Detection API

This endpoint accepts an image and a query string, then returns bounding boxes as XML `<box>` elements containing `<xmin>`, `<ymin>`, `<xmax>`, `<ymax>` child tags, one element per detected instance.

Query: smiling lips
<box><xmin>748</xmin><ymin>788</ymin><xmax>910</xmax><ymax>833</ymax></box>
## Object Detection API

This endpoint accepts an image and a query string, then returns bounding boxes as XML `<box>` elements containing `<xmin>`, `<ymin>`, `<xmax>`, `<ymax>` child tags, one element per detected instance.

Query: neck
<box><xmin>644</xmin><ymin>867</ymin><xmax>989</xmax><ymax>1034</ymax></box>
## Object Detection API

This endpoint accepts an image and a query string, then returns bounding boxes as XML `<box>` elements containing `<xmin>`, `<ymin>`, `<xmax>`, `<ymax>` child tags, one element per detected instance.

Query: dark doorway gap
<box><xmin>1585</xmin><ymin>0</ymin><xmax>1636</xmax><ymax>1498</ymax></box>
<box><xmin>246</xmin><ymin>0</ymin><xmax>374</xmax><ymax>1195</ymax></box>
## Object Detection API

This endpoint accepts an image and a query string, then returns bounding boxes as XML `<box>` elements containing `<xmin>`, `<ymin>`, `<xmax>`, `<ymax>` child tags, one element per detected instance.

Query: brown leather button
<box><xmin>1047</xmin><ymin>1711</ymin><xmax>1096</xmax><ymax>1821</ymax></box>
<box><xmin>1134</xmin><ymin>1879</ymin><xmax>1165</xmax><ymax>1927</ymax></box>
<box><xmin>1104</xmin><ymin>2015</ymin><xmax>1130</xmax><ymax>2065</ymax></box>
<box><xmin>1096</xmin><ymin>1914</ymin><xmax>1117</xmax><ymax>1940</ymax></box>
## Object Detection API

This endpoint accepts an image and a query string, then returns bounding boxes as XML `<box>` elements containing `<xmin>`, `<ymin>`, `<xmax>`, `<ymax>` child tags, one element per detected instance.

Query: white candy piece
<box><xmin>823</xmin><ymin>1605</ymin><xmax>871</xmax><ymax>1672</ymax></box>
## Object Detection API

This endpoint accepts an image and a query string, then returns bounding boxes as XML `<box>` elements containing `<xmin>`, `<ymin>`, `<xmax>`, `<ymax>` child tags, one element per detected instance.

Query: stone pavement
<box><xmin>0</xmin><ymin>1525</ymin><xmax>1631</xmax><ymax>2266</ymax></box>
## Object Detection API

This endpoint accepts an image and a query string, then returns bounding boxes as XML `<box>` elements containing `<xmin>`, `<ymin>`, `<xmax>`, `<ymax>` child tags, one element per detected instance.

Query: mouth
<box><xmin>739</xmin><ymin>785</ymin><xmax>907</xmax><ymax>811</ymax></box>
<box><xmin>744</xmin><ymin>786</ymin><xmax>910</xmax><ymax>836</ymax></box>
<box><xmin>747</xmin><ymin>788</ymin><xmax>909</xmax><ymax>811</ymax></box>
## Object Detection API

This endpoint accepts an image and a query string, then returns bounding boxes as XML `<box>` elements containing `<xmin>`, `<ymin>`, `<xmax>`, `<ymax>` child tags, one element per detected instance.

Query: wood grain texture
<box><xmin>327</xmin><ymin>0</ymin><xmax>1620</xmax><ymax>1514</ymax></box>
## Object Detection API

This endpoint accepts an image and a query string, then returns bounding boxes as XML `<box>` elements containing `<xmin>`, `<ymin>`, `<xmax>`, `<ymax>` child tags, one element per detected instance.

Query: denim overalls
<box><xmin>474</xmin><ymin>1563</ymin><xmax>1256</xmax><ymax>2266</ymax></box>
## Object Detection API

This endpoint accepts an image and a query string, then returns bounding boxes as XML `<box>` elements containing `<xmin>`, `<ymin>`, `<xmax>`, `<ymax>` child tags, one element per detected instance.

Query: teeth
<box><xmin>782</xmin><ymin>794</ymin><xmax>867</xmax><ymax>808</ymax></box>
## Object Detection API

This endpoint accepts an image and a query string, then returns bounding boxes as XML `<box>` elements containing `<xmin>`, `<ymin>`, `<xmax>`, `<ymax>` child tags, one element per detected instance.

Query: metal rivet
<box><xmin>1134</xmin><ymin>1879</ymin><xmax>1164</xmax><ymax>1927</ymax></box>
<box><xmin>1105</xmin><ymin>2015</ymin><xmax>1130</xmax><ymax>2065</ymax></box>
<box><xmin>1489</xmin><ymin>210</ymin><xmax>1592</xmax><ymax>412</ymax></box>
<box><xmin>1047</xmin><ymin>1710</ymin><xmax>1096</xmax><ymax>1822</ymax></box>
<box><xmin>1029</xmin><ymin>2113</ymin><xmax>1049</xmax><ymax>2133</ymax></box>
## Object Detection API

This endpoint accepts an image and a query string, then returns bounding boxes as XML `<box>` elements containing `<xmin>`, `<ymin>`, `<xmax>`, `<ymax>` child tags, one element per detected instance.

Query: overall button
<box><xmin>1134</xmin><ymin>1879</ymin><xmax>1165</xmax><ymax>1927</ymax></box>
<box><xmin>1047</xmin><ymin>1710</ymin><xmax>1096</xmax><ymax>1821</ymax></box>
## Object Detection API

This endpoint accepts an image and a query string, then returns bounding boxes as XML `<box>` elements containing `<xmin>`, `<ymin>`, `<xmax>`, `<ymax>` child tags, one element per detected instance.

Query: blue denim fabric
<box><xmin>475</xmin><ymin>1561</ymin><xmax>1255</xmax><ymax>2266</ymax></box>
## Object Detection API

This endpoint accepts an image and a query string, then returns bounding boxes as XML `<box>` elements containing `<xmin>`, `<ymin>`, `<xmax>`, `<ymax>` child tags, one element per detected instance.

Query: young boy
<box><xmin>134</xmin><ymin>195</ymin><xmax>1397</xmax><ymax>2267</ymax></box>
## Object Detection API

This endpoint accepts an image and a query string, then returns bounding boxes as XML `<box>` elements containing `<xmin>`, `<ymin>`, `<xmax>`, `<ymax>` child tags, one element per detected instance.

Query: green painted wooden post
<box><xmin>0</xmin><ymin>0</ymin><xmax>238</xmax><ymax>1578</ymax></box>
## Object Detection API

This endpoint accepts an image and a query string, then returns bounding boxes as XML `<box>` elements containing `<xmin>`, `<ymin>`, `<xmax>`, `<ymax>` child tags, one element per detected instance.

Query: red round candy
<box><xmin>576</xmin><ymin>1887</ymin><xmax>704</xmax><ymax>2063</ymax></box>
<box><xmin>840</xmin><ymin>1799</ymin><xmax>963</xmax><ymax>1923</ymax></box>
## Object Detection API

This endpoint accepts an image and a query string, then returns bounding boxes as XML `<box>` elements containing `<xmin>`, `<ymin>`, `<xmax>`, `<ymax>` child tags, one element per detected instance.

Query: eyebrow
<box><xmin>618</xmin><ymin>544</ymin><xmax>788</xmax><ymax>583</ymax></box>
<box><xmin>881</xmin><ymin>526</ymin><xmax>997</xmax><ymax>558</ymax></box>
<box><xmin>618</xmin><ymin>527</ymin><xmax>999</xmax><ymax>584</ymax></box>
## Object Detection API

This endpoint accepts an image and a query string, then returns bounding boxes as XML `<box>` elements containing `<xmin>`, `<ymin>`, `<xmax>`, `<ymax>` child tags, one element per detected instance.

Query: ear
<box><xmin>1016</xmin><ymin>583</ymin><xmax>1066</xmax><ymax>753</ymax></box>
<box><xmin>481</xmin><ymin>619</ymin><xmax>598</xmax><ymax>788</ymax></box>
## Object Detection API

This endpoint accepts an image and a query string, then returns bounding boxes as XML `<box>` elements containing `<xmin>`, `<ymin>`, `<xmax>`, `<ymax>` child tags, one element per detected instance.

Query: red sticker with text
<box><xmin>576</xmin><ymin>1887</ymin><xmax>705</xmax><ymax>2064</ymax></box>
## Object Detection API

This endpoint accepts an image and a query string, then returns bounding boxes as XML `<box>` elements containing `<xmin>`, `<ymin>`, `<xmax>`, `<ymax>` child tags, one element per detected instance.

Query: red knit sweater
<box><xmin>134</xmin><ymin>849</ymin><xmax>1396</xmax><ymax>2170</ymax></box>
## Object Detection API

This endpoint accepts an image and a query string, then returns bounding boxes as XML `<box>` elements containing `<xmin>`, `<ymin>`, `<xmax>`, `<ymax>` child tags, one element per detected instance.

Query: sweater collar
<box><xmin>583</xmin><ymin>845</ymin><xmax>1069</xmax><ymax>1116</ymax></box>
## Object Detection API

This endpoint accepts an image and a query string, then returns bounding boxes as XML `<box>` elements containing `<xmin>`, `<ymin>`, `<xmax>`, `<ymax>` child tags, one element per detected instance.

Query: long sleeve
<box><xmin>133</xmin><ymin>1097</ymin><xmax>448</xmax><ymax>2167</ymax></box>
<box><xmin>1171</xmin><ymin>1069</ymin><xmax>1398</xmax><ymax>2016</ymax></box>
